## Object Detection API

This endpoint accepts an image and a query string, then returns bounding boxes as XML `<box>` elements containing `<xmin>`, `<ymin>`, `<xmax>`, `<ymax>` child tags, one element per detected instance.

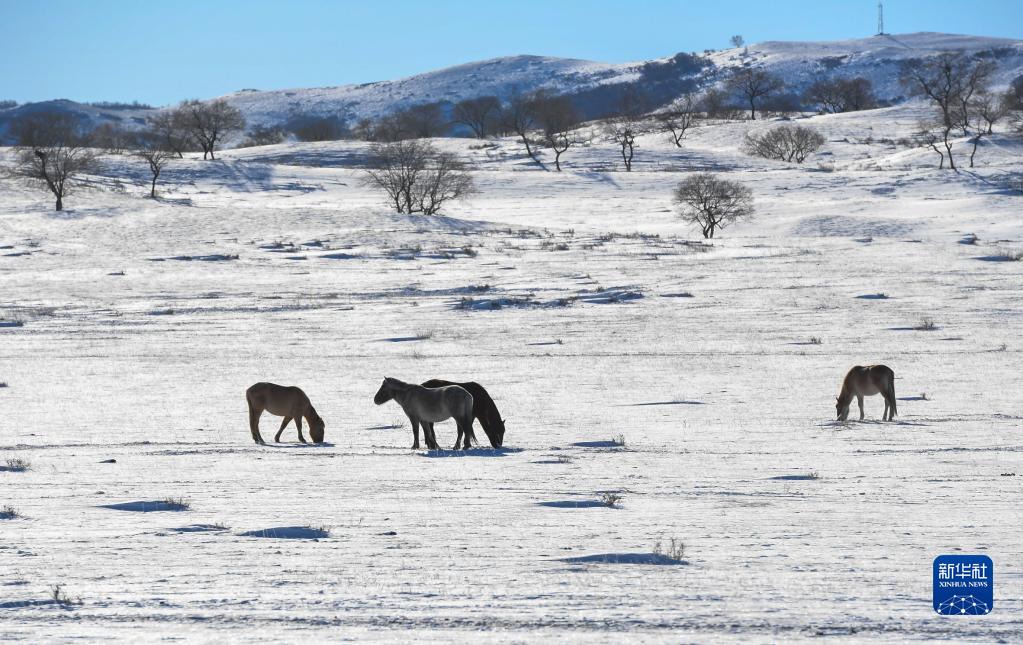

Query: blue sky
<box><xmin>2</xmin><ymin>0</ymin><xmax>1021</xmax><ymax>106</ymax></box>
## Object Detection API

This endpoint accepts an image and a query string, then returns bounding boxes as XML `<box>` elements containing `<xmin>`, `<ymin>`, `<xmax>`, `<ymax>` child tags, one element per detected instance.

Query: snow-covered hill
<box><xmin>224</xmin><ymin>54</ymin><xmax>640</xmax><ymax>127</ymax></box>
<box><xmin>1</xmin><ymin>32</ymin><xmax>1021</xmax><ymax>140</ymax></box>
<box><xmin>709</xmin><ymin>32</ymin><xmax>1023</xmax><ymax>102</ymax></box>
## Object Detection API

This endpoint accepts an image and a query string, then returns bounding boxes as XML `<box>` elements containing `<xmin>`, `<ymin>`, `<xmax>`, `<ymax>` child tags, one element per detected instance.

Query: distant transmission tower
<box><xmin>876</xmin><ymin>1</ymin><xmax>885</xmax><ymax>35</ymax></box>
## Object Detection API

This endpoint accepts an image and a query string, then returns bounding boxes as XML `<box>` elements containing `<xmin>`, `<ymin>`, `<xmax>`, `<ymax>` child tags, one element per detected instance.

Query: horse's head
<box><xmin>309</xmin><ymin>413</ymin><xmax>325</xmax><ymax>443</ymax></box>
<box><xmin>373</xmin><ymin>378</ymin><xmax>394</xmax><ymax>405</ymax></box>
<box><xmin>835</xmin><ymin>396</ymin><xmax>849</xmax><ymax>421</ymax></box>
<box><xmin>490</xmin><ymin>416</ymin><xmax>506</xmax><ymax>448</ymax></box>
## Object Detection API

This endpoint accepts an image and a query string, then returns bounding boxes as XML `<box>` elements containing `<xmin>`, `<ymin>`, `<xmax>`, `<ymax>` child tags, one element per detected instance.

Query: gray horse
<box><xmin>373</xmin><ymin>377</ymin><xmax>477</xmax><ymax>450</ymax></box>
<box><xmin>836</xmin><ymin>365</ymin><xmax>897</xmax><ymax>421</ymax></box>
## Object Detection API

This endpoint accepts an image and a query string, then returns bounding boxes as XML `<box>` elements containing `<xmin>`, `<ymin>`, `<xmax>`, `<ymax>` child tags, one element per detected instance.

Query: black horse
<box><xmin>421</xmin><ymin>379</ymin><xmax>506</xmax><ymax>448</ymax></box>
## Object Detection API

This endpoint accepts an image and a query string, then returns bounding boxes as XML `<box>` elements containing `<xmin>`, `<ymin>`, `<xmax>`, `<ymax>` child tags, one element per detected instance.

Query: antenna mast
<box><xmin>877</xmin><ymin>1</ymin><xmax>884</xmax><ymax>35</ymax></box>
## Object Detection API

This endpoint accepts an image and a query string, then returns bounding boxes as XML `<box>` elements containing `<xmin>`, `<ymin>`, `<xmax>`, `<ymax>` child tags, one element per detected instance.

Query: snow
<box><xmin>1</xmin><ymin>96</ymin><xmax>1022</xmax><ymax>641</ymax></box>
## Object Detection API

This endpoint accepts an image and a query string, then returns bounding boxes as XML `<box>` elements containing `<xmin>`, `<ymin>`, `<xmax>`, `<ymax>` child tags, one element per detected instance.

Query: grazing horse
<box><xmin>421</xmin><ymin>379</ymin><xmax>506</xmax><ymax>448</ymax></box>
<box><xmin>246</xmin><ymin>382</ymin><xmax>326</xmax><ymax>444</ymax></box>
<box><xmin>373</xmin><ymin>377</ymin><xmax>476</xmax><ymax>450</ymax></box>
<box><xmin>836</xmin><ymin>365</ymin><xmax>897</xmax><ymax>421</ymax></box>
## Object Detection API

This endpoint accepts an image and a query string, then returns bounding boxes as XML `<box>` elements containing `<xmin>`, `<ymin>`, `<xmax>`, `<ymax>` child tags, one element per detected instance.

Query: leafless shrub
<box><xmin>653</xmin><ymin>536</ymin><xmax>686</xmax><ymax>561</ymax></box>
<box><xmin>162</xmin><ymin>497</ymin><xmax>191</xmax><ymax>511</ymax></box>
<box><xmin>599</xmin><ymin>492</ymin><xmax>623</xmax><ymax>508</ymax></box>
<box><xmin>673</xmin><ymin>173</ymin><xmax>754</xmax><ymax>239</ymax></box>
<box><xmin>916</xmin><ymin>317</ymin><xmax>937</xmax><ymax>331</ymax></box>
<box><xmin>611</xmin><ymin>433</ymin><xmax>626</xmax><ymax>447</ymax></box>
<box><xmin>50</xmin><ymin>584</ymin><xmax>82</xmax><ymax>606</ymax></box>
<box><xmin>744</xmin><ymin>125</ymin><xmax>825</xmax><ymax>163</ymax></box>
<box><xmin>0</xmin><ymin>505</ymin><xmax>20</xmax><ymax>519</ymax></box>
<box><xmin>3</xmin><ymin>458</ymin><xmax>30</xmax><ymax>472</ymax></box>
<box><xmin>364</xmin><ymin>140</ymin><xmax>475</xmax><ymax>215</ymax></box>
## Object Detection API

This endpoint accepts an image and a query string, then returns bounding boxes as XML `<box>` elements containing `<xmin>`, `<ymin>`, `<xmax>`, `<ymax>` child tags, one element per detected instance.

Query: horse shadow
<box><xmin>419</xmin><ymin>447</ymin><xmax>522</xmax><ymax>458</ymax></box>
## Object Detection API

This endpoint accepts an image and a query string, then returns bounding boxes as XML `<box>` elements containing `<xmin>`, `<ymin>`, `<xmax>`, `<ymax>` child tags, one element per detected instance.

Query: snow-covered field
<box><xmin>1</xmin><ymin>105</ymin><xmax>1022</xmax><ymax>642</ymax></box>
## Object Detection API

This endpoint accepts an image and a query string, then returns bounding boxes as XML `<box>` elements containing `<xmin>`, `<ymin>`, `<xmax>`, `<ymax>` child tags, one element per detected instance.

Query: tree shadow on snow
<box><xmin>237</xmin><ymin>526</ymin><xmax>329</xmax><ymax>539</ymax></box>
<box><xmin>99</xmin><ymin>500</ymin><xmax>189</xmax><ymax>512</ymax></box>
<box><xmin>537</xmin><ymin>500</ymin><xmax>607</xmax><ymax>508</ymax></box>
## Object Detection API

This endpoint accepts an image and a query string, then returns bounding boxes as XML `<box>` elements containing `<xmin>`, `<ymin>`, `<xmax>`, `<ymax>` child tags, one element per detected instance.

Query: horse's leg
<box><xmin>248</xmin><ymin>402</ymin><xmax>265</xmax><ymax>444</ymax></box>
<box><xmin>410</xmin><ymin>417</ymin><xmax>421</xmax><ymax>449</ymax></box>
<box><xmin>423</xmin><ymin>422</ymin><xmax>438</xmax><ymax>450</ymax></box>
<box><xmin>295</xmin><ymin>416</ymin><xmax>306</xmax><ymax>443</ymax></box>
<box><xmin>857</xmin><ymin>394</ymin><xmax>865</xmax><ymax>420</ymax></box>
<box><xmin>452</xmin><ymin>420</ymin><xmax>463</xmax><ymax>451</ymax></box>
<box><xmin>274</xmin><ymin>416</ymin><xmax>292</xmax><ymax>443</ymax></box>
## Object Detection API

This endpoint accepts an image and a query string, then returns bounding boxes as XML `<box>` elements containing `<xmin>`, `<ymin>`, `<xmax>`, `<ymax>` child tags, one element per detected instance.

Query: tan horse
<box><xmin>836</xmin><ymin>365</ymin><xmax>897</xmax><ymax>421</ymax></box>
<box><xmin>246</xmin><ymin>382</ymin><xmax>325</xmax><ymax>444</ymax></box>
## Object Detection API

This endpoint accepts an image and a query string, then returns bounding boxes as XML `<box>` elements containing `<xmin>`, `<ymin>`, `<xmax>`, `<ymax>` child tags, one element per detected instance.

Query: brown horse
<box><xmin>836</xmin><ymin>365</ymin><xmax>897</xmax><ymax>421</ymax></box>
<box><xmin>246</xmin><ymin>382</ymin><xmax>325</xmax><ymax>444</ymax></box>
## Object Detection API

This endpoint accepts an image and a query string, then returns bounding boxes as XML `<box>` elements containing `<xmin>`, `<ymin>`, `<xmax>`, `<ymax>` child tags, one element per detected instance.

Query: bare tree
<box><xmin>656</xmin><ymin>93</ymin><xmax>699</xmax><ymax>147</ymax></box>
<box><xmin>134</xmin><ymin>132</ymin><xmax>175</xmax><ymax>198</ymax></box>
<box><xmin>419</xmin><ymin>151</ymin><xmax>476</xmax><ymax>214</ymax></box>
<box><xmin>288</xmin><ymin>115</ymin><xmax>348</xmax><ymax>142</ymax></box>
<box><xmin>500</xmin><ymin>91</ymin><xmax>543</xmax><ymax>163</ymax></box>
<box><xmin>363</xmin><ymin>140</ymin><xmax>475</xmax><ymax>215</ymax></box>
<box><xmin>602</xmin><ymin>91</ymin><xmax>648</xmax><ymax>171</ymax></box>
<box><xmin>673</xmin><ymin>173</ymin><xmax>754</xmax><ymax>239</ymax></box>
<box><xmin>699</xmin><ymin>88</ymin><xmax>744</xmax><ymax>120</ymax></box>
<box><xmin>535</xmin><ymin>94</ymin><xmax>581</xmax><ymax>171</ymax></box>
<box><xmin>147</xmin><ymin>111</ymin><xmax>193</xmax><ymax>158</ymax></box>
<box><xmin>730</xmin><ymin>35</ymin><xmax>745</xmax><ymax>49</ymax></box>
<box><xmin>394</xmin><ymin>103</ymin><xmax>447</xmax><ymax>139</ymax></box>
<box><xmin>726</xmin><ymin>67</ymin><xmax>784</xmax><ymax>120</ymax></box>
<box><xmin>970</xmin><ymin>90</ymin><xmax>1010</xmax><ymax>135</ymax></box>
<box><xmin>955</xmin><ymin>58</ymin><xmax>996</xmax><ymax>136</ymax></box>
<box><xmin>12</xmin><ymin>112</ymin><xmax>99</xmax><ymax>211</ymax></box>
<box><xmin>177</xmin><ymin>99</ymin><xmax>246</xmax><ymax>159</ymax></box>
<box><xmin>966</xmin><ymin>90</ymin><xmax>1009</xmax><ymax>167</ymax></box>
<box><xmin>369</xmin><ymin>102</ymin><xmax>448</xmax><ymax>141</ymax></box>
<box><xmin>452</xmin><ymin>96</ymin><xmax>501</xmax><ymax>138</ymax></box>
<box><xmin>803</xmin><ymin>77</ymin><xmax>877</xmax><ymax>114</ymax></box>
<box><xmin>900</xmin><ymin>52</ymin><xmax>994</xmax><ymax>170</ymax></box>
<box><xmin>87</xmin><ymin>122</ymin><xmax>134</xmax><ymax>154</ymax></box>
<box><xmin>240</xmin><ymin>125</ymin><xmax>288</xmax><ymax>147</ymax></box>
<box><xmin>743</xmin><ymin>125</ymin><xmax>825</xmax><ymax>163</ymax></box>
<box><xmin>913</xmin><ymin>121</ymin><xmax>949</xmax><ymax>169</ymax></box>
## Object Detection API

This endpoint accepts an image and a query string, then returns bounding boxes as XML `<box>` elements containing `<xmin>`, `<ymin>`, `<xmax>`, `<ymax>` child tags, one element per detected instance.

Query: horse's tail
<box><xmin>889</xmin><ymin>372</ymin><xmax>897</xmax><ymax>418</ymax></box>
<box><xmin>464</xmin><ymin>394</ymin><xmax>478</xmax><ymax>446</ymax></box>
